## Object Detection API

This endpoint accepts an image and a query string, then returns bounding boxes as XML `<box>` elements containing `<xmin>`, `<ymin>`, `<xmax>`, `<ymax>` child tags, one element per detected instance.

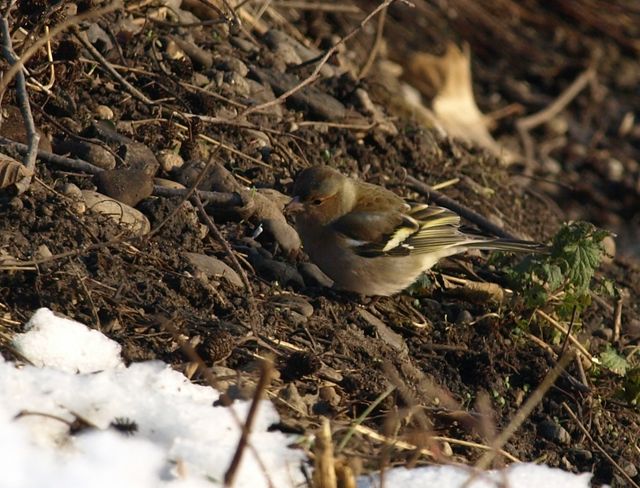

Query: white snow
<box><xmin>12</xmin><ymin>308</ymin><xmax>123</xmax><ymax>372</ymax></box>
<box><xmin>1</xmin><ymin>308</ymin><xmax>595</xmax><ymax>488</ymax></box>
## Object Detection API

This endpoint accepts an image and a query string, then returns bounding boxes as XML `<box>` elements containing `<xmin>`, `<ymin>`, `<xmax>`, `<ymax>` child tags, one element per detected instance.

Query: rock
<box><xmin>299</xmin><ymin>262</ymin><xmax>333</xmax><ymax>288</ymax></box>
<box><xmin>169</xmin><ymin>36</ymin><xmax>213</xmax><ymax>68</ymax></box>
<box><xmin>252</xmin><ymin>67</ymin><xmax>346</xmax><ymax>120</ymax></box>
<box><xmin>357</xmin><ymin>308</ymin><xmax>409</xmax><ymax>357</ymax></box>
<box><xmin>602</xmin><ymin>235</ymin><xmax>616</xmax><ymax>264</ymax></box>
<box><xmin>175</xmin><ymin>160</ymin><xmax>216</xmax><ymax>189</ymax></box>
<box><xmin>246</xmin><ymin>79</ymin><xmax>282</xmax><ymax>118</ymax></box>
<box><xmin>157</xmin><ymin>150</ymin><xmax>184</xmax><ymax>173</ymax></box>
<box><xmin>248</xmin><ymin>248</ymin><xmax>304</xmax><ymax>288</ymax></box>
<box><xmin>88</xmin><ymin>119</ymin><xmax>132</xmax><ymax>144</ymax></box>
<box><xmin>263</xmin><ymin>30</ymin><xmax>334</xmax><ymax>76</ymax></box>
<box><xmin>538</xmin><ymin>420</ymin><xmax>571</xmax><ymax>445</ymax></box>
<box><xmin>184</xmin><ymin>252</ymin><xmax>244</xmax><ymax>288</ymax></box>
<box><xmin>82</xmin><ymin>190</ymin><xmax>150</xmax><ymax>235</ymax></box>
<box><xmin>118</xmin><ymin>142</ymin><xmax>160</xmax><ymax>176</ymax></box>
<box><xmin>455</xmin><ymin>309</ymin><xmax>473</xmax><ymax>325</ymax></box>
<box><xmin>153</xmin><ymin>177</ymin><xmax>186</xmax><ymax>190</ymax></box>
<box><xmin>0</xmin><ymin>105</ymin><xmax>52</xmax><ymax>152</ymax></box>
<box><xmin>279</xmin><ymin>383</ymin><xmax>308</xmax><ymax>415</ymax></box>
<box><xmin>61</xmin><ymin>182</ymin><xmax>86</xmax><ymax>213</ymax></box>
<box><xmin>95</xmin><ymin>169</ymin><xmax>154</xmax><ymax>207</ymax></box>
<box><xmin>270</xmin><ymin>294</ymin><xmax>314</xmax><ymax>317</ymax></box>
<box><xmin>215</xmin><ymin>56</ymin><xmax>249</xmax><ymax>77</ymax></box>
<box><xmin>85</xmin><ymin>23</ymin><xmax>112</xmax><ymax>52</ymax></box>
<box><xmin>36</xmin><ymin>244</ymin><xmax>52</xmax><ymax>260</ymax></box>
<box><xmin>55</xmin><ymin>140</ymin><xmax>116</xmax><ymax>170</ymax></box>
<box><xmin>230</xmin><ymin>36</ymin><xmax>257</xmax><ymax>53</ymax></box>
<box><xmin>94</xmin><ymin>105</ymin><xmax>114</xmax><ymax>120</ymax></box>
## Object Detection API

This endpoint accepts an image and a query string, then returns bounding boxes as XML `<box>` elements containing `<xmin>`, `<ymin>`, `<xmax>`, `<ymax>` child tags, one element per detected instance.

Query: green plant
<box><xmin>505</xmin><ymin>221</ymin><xmax>609</xmax><ymax>318</ymax></box>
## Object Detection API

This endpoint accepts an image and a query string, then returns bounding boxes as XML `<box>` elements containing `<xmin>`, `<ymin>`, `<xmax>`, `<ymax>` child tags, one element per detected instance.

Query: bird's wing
<box><xmin>330</xmin><ymin>203</ymin><xmax>479</xmax><ymax>258</ymax></box>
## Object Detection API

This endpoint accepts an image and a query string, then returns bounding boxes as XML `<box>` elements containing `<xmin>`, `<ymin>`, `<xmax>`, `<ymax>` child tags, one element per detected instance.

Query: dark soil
<box><xmin>1</xmin><ymin>1</ymin><xmax>639</xmax><ymax>486</ymax></box>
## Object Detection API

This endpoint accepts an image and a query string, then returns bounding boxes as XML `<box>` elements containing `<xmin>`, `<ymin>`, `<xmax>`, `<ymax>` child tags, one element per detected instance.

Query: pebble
<box><xmin>455</xmin><ymin>309</ymin><xmax>473</xmax><ymax>325</ymax></box>
<box><xmin>299</xmin><ymin>262</ymin><xmax>334</xmax><ymax>288</ymax></box>
<box><xmin>270</xmin><ymin>294</ymin><xmax>314</xmax><ymax>317</ymax></box>
<box><xmin>94</xmin><ymin>105</ymin><xmax>114</xmax><ymax>120</ymax></box>
<box><xmin>357</xmin><ymin>308</ymin><xmax>408</xmax><ymax>357</ymax></box>
<box><xmin>248</xmin><ymin>248</ymin><xmax>304</xmax><ymax>288</ymax></box>
<box><xmin>184</xmin><ymin>252</ymin><xmax>244</xmax><ymax>288</ymax></box>
<box><xmin>89</xmin><ymin>119</ymin><xmax>132</xmax><ymax>144</ymax></box>
<box><xmin>118</xmin><ymin>142</ymin><xmax>160</xmax><ymax>176</ymax></box>
<box><xmin>215</xmin><ymin>55</ymin><xmax>249</xmax><ymax>77</ymax></box>
<box><xmin>157</xmin><ymin>150</ymin><xmax>184</xmax><ymax>173</ymax></box>
<box><xmin>537</xmin><ymin>420</ymin><xmax>571</xmax><ymax>445</ymax></box>
<box><xmin>602</xmin><ymin>235</ymin><xmax>616</xmax><ymax>264</ymax></box>
<box><xmin>82</xmin><ymin>190</ymin><xmax>150</xmax><ymax>235</ymax></box>
<box><xmin>153</xmin><ymin>177</ymin><xmax>186</xmax><ymax>190</ymax></box>
<box><xmin>36</xmin><ymin>244</ymin><xmax>52</xmax><ymax>260</ymax></box>
<box><xmin>55</xmin><ymin>140</ymin><xmax>116</xmax><ymax>170</ymax></box>
<box><xmin>94</xmin><ymin>169</ymin><xmax>154</xmax><ymax>207</ymax></box>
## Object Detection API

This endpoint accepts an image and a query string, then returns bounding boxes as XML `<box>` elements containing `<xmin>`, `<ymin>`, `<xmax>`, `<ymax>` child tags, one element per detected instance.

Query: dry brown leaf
<box><xmin>407</xmin><ymin>43</ymin><xmax>515</xmax><ymax>164</ymax></box>
<box><xmin>0</xmin><ymin>153</ymin><xmax>33</xmax><ymax>190</ymax></box>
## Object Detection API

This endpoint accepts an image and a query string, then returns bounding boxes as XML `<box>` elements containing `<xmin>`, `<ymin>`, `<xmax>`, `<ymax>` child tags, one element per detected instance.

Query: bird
<box><xmin>286</xmin><ymin>165</ymin><xmax>547</xmax><ymax>296</ymax></box>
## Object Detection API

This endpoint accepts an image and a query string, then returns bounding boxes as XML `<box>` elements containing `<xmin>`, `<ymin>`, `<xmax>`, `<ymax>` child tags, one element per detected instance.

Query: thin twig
<box><xmin>0</xmin><ymin>1</ymin><xmax>122</xmax><ymax>96</ymax></box>
<box><xmin>472</xmin><ymin>351</ymin><xmax>574</xmax><ymax>471</ymax></box>
<box><xmin>0</xmin><ymin>136</ymin><xmax>244</xmax><ymax>206</ymax></box>
<box><xmin>405</xmin><ymin>175</ymin><xmax>519</xmax><ymax>239</ymax></box>
<box><xmin>0</xmin><ymin>17</ymin><xmax>39</xmax><ymax>194</ymax></box>
<box><xmin>613</xmin><ymin>296</ymin><xmax>623</xmax><ymax>344</ymax></box>
<box><xmin>72</xmin><ymin>25</ymin><xmax>155</xmax><ymax>105</ymax></box>
<box><xmin>224</xmin><ymin>360</ymin><xmax>274</xmax><ymax>487</ymax></box>
<box><xmin>535</xmin><ymin>309</ymin><xmax>595</xmax><ymax>365</ymax></box>
<box><xmin>237</xmin><ymin>0</ymin><xmax>412</xmax><ymax>119</ymax></box>
<box><xmin>358</xmin><ymin>4</ymin><xmax>387</xmax><ymax>79</ymax></box>
<box><xmin>562</xmin><ymin>402</ymin><xmax>640</xmax><ymax>488</ymax></box>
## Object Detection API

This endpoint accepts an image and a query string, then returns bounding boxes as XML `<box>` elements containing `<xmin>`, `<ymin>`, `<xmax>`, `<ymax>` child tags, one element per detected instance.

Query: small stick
<box><xmin>535</xmin><ymin>309</ymin><xmax>594</xmax><ymax>364</ymax></box>
<box><xmin>237</xmin><ymin>0</ymin><xmax>412</xmax><ymax>119</ymax></box>
<box><xmin>405</xmin><ymin>175</ymin><xmax>519</xmax><ymax>239</ymax></box>
<box><xmin>472</xmin><ymin>351</ymin><xmax>574</xmax><ymax>471</ymax></box>
<box><xmin>613</xmin><ymin>296</ymin><xmax>623</xmax><ymax>344</ymax></box>
<box><xmin>358</xmin><ymin>3</ymin><xmax>387</xmax><ymax>79</ymax></box>
<box><xmin>562</xmin><ymin>402</ymin><xmax>640</xmax><ymax>488</ymax></box>
<box><xmin>0</xmin><ymin>17</ymin><xmax>39</xmax><ymax>194</ymax></box>
<box><xmin>0</xmin><ymin>1</ymin><xmax>122</xmax><ymax>96</ymax></box>
<box><xmin>224</xmin><ymin>360</ymin><xmax>274</xmax><ymax>487</ymax></box>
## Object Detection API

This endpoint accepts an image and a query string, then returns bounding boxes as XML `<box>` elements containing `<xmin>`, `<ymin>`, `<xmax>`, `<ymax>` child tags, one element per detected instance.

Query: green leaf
<box><xmin>599</xmin><ymin>346</ymin><xmax>629</xmax><ymax>376</ymax></box>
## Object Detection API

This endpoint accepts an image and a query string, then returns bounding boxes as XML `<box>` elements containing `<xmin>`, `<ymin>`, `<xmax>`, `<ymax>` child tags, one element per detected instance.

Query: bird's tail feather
<box><xmin>466</xmin><ymin>238</ymin><xmax>549</xmax><ymax>254</ymax></box>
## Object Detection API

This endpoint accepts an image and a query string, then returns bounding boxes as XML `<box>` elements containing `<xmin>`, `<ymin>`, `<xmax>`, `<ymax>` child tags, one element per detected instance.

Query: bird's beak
<box><xmin>284</xmin><ymin>196</ymin><xmax>304</xmax><ymax>215</ymax></box>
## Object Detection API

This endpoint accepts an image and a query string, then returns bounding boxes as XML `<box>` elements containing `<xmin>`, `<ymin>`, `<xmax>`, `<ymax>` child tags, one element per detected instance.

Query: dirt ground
<box><xmin>1</xmin><ymin>0</ymin><xmax>639</xmax><ymax>486</ymax></box>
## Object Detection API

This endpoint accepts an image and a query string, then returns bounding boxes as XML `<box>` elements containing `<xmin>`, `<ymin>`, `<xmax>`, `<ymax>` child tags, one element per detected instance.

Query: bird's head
<box><xmin>286</xmin><ymin>166</ymin><xmax>354</xmax><ymax>225</ymax></box>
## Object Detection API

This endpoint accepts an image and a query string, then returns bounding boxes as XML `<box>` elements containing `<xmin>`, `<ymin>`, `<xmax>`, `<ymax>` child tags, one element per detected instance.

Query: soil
<box><xmin>1</xmin><ymin>1</ymin><xmax>639</xmax><ymax>486</ymax></box>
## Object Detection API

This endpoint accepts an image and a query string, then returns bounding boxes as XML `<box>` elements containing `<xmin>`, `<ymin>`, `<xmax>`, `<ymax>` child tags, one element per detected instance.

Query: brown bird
<box><xmin>286</xmin><ymin>165</ymin><xmax>546</xmax><ymax>296</ymax></box>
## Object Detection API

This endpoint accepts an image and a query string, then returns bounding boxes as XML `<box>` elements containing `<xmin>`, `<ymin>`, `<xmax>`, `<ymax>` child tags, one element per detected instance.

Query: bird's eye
<box><xmin>312</xmin><ymin>199</ymin><xmax>323</xmax><ymax>205</ymax></box>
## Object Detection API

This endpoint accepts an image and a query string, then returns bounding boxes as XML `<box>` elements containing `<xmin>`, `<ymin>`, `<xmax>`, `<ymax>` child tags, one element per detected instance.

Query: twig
<box><xmin>535</xmin><ymin>309</ymin><xmax>595</xmax><ymax>365</ymax></box>
<box><xmin>160</xmin><ymin>318</ymin><xmax>274</xmax><ymax>488</ymax></box>
<box><xmin>193</xmin><ymin>194</ymin><xmax>260</xmax><ymax>330</ymax></box>
<box><xmin>312</xmin><ymin>418</ymin><xmax>338</xmax><ymax>488</ymax></box>
<box><xmin>352</xmin><ymin>424</ymin><xmax>521</xmax><ymax>463</ymax></box>
<box><xmin>405</xmin><ymin>175</ymin><xmax>519</xmax><ymax>239</ymax></box>
<box><xmin>516</xmin><ymin>67</ymin><xmax>596</xmax><ymax>164</ymax></box>
<box><xmin>613</xmin><ymin>296</ymin><xmax>623</xmax><ymax>344</ymax></box>
<box><xmin>0</xmin><ymin>17</ymin><xmax>39</xmax><ymax>194</ymax></box>
<box><xmin>358</xmin><ymin>4</ymin><xmax>387</xmax><ymax>79</ymax></box>
<box><xmin>72</xmin><ymin>25</ymin><xmax>154</xmax><ymax>106</ymax></box>
<box><xmin>0</xmin><ymin>1</ymin><xmax>122</xmax><ymax>97</ymax></box>
<box><xmin>0</xmin><ymin>136</ymin><xmax>244</xmax><ymax>205</ymax></box>
<box><xmin>237</xmin><ymin>0</ymin><xmax>412</xmax><ymax>119</ymax></box>
<box><xmin>472</xmin><ymin>351</ymin><xmax>574</xmax><ymax>471</ymax></box>
<box><xmin>224</xmin><ymin>359</ymin><xmax>274</xmax><ymax>487</ymax></box>
<box><xmin>562</xmin><ymin>402</ymin><xmax>640</xmax><ymax>488</ymax></box>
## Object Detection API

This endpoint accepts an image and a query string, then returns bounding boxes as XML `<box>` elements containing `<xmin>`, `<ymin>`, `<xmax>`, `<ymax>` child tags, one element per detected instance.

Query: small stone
<box><xmin>95</xmin><ymin>169</ymin><xmax>154</xmax><ymax>207</ymax></box>
<box><xmin>602</xmin><ymin>235</ymin><xmax>616</xmax><ymax>263</ymax></box>
<box><xmin>36</xmin><ymin>244</ymin><xmax>52</xmax><ymax>260</ymax></box>
<box><xmin>118</xmin><ymin>142</ymin><xmax>160</xmax><ymax>176</ymax></box>
<box><xmin>279</xmin><ymin>383</ymin><xmax>308</xmax><ymax>415</ymax></box>
<box><xmin>538</xmin><ymin>420</ymin><xmax>571</xmax><ymax>445</ymax></box>
<box><xmin>270</xmin><ymin>294</ymin><xmax>314</xmax><ymax>317</ymax></box>
<box><xmin>153</xmin><ymin>177</ymin><xmax>186</xmax><ymax>190</ymax></box>
<box><xmin>9</xmin><ymin>198</ymin><xmax>23</xmax><ymax>211</ymax></box>
<box><xmin>569</xmin><ymin>448</ymin><xmax>593</xmax><ymax>463</ymax></box>
<box><xmin>95</xmin><ymin>105</ymin><xmax>114</xmax><ymax>120</ymax></box>
<box><xmin>248</xmin><ymin>248</ymin><xmax>304</xmax><ymax>288</ymax></box>
<box><xmin>192</xmin><ymin>72</ymin><xmax>210</xmax><ymax>87</ymax></box>
<box><xmin>82</xmin><ymin>190</ymin><xmax>150</xmax><ymax>235</ymax></box>
<box><xmin>184</xmin><ymin>252</ymin><xmax>244</xmax><ymax>288</ymax></box>
<box><xmin>55</xmin><ymin>140</ymin><xmax>116</xmax><ymax>170</ymax></box>
<box><xmin>607</xmin><ymin>158</ymin><xmax>625</xmax><ymax>182</ymax></box>
<box><xmin>61</xmin><ymin>182</ymin><xmax>83</xmax><ymax>199</ymax></box>
<box><xmin>455</xmin><ymin>309</ymin><xmax>473</xmax><ymax>325</ymax></box>
<box><xmin>157</xmin><ymin>150</ymin><xmax>184</xmax><ymax>173</ymax></box>
<box><xmin>215</xmin><ymin>55</ymin><xmax>249</xmax><ymax>77</ymax></box>
<box><xmin>299</xmin><ymin>262</ymin><xmax>333</xmax><ymax>288</ymax></box>
<box><xmin>319</xmin><ymin>386</ymin><xmax>341</xmax><ymax>406</ymax></box>
<box><xmin>89</xmin><ymin>120</ymin><xmax>132</xmax><ymax>144</ymax></box>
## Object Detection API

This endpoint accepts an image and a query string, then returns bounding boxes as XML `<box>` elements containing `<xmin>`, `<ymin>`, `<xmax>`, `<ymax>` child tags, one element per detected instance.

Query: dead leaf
<box><xmin>0</xmin><ymin>153</ymin><xmax>33</xmax><ymax>190</ymax></box>
<box><xmin>407</xmin><ymin>43</ymin><xmax>516</xmax><ymax>164</ymax></box>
